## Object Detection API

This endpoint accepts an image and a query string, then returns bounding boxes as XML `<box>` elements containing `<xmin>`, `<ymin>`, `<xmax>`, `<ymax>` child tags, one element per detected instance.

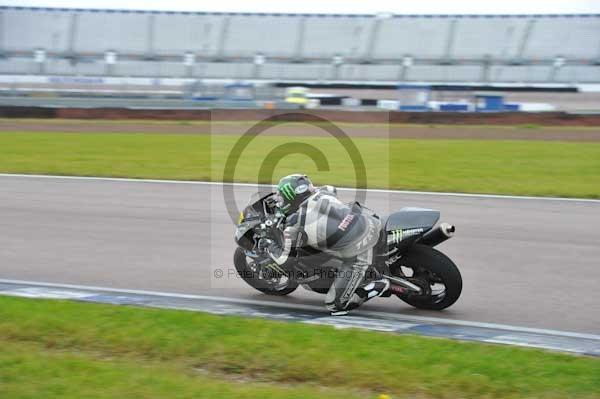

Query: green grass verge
<box><xmin>1</xmin><ymin>131</ymin><xmax>599</xmax><ymax>198</ymax></box>
<box><xmin>1</xmin><ymin>296</ymin><xmax>599</xmax><ymax>399</ymax></box>
<box><xmin>1</xmin><ymin>342</ymin><xmax>365</xmax><ymax>399</ymax></box>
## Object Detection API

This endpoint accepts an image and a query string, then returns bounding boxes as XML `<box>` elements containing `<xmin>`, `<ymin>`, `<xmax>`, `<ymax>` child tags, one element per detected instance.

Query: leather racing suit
<box><xmin>264</xmin><ymin>186</ymin><xmax>387</xmax><ymax>314</ymax></box>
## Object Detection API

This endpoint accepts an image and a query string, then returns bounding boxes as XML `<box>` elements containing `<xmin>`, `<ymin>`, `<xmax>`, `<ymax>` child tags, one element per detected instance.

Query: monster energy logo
<box><xmin>279</xmin><ymin>183</ymin><xmax>296</xmax><ymax>201</ymax></box>
<box><xmin>265</xmin><ymin>262</ymin><xmax>287</xmax><ymax>276</ymax></box>
<box><xmin>388</xmin><ymin>228</ymin><xmax>425</xmax><ymax>244</ymax></box>
<box><xmin>389</xmin><ymin>229</ymin><xmax>403</xmax><ymax>244</ymax></box>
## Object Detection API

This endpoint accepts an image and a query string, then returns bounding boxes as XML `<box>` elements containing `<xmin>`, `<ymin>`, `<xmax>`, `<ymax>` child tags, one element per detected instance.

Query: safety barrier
<box><xmin>0</xmin><ymin>105</ymin><xmax>599</xmax><ymax>126</ymax></box>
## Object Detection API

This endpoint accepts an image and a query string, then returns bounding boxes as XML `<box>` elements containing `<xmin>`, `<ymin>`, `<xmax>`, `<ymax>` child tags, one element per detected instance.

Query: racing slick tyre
<box><xmin>390</xmin><ymin>244</ymin><xmax>462</xmax><ymax>310</ymax></box>
<box><xmin>234</xmin><ymin>247</ymin><xmax>299</xmax><ymax>296</ymax></box>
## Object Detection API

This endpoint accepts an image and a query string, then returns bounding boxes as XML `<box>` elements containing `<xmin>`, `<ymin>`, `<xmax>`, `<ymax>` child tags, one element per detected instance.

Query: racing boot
<box><xmin>328</xmin><ymin>277</ymin><xmax>391</xmax><ymax>316</ymax></box>
<box><xmin>357</xmin><ymin>278</ymin><xmax>392</xmax><ymax>300</ymax></box>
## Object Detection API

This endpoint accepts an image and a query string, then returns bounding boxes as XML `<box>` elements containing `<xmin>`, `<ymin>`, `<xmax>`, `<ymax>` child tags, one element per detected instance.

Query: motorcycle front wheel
<box><xmin>233</xmin><ymin>247</ymin><xmax>299</xmax><ymax>296</ymax></box>
<box><xmin>389</xmin><ymin>244</ymin><xmax>462</xmax><ymax>310</ymax></box>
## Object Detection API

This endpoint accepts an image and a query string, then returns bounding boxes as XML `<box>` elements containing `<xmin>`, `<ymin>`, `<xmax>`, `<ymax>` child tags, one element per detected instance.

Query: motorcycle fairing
<box><xmin>384</xmin><ymin>207</ymin><xmax>440</xmax><ymax>232</ymax></box>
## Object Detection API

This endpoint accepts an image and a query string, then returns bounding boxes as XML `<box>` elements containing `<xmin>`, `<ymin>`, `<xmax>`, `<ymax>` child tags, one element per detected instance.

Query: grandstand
<box><xmin>0</xmin><ymin>6</ymin><xmax>599</xmax><ymax>83</ymax></box>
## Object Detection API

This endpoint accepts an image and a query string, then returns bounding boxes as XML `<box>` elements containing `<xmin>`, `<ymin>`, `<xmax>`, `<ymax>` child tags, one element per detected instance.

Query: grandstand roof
<box><xmin>1</xmin><ymin>6</ymin><xmax>599</xmax><ymax>18</ymax></box>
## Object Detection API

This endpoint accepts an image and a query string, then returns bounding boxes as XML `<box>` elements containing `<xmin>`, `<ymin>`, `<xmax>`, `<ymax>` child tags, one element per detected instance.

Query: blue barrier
<box><xmin>504</xmin><ymin>103</ymin><xmax>521</xmax><ymax>111</ymax></box>
<box><xmin>399</xmin><ymin>105</ymin><xmax>429</xmax><ymax>111</ymax></box>
<box><xmin>439</xmin><ymin>103</ymin><xmax>470</xmax><ymax>112</ymax></box>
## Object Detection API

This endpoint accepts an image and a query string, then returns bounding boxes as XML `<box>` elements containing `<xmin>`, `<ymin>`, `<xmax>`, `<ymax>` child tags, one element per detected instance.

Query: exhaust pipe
<box><xmin>419</xmin><ymin>222</ymin><xmax>455</xmax><ymax>247</ymax></box>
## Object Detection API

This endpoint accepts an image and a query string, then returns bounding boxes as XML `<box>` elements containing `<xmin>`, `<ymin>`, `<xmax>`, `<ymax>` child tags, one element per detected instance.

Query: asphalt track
<box><xmin>1</xmin><ymin>174</ymin><xmax>599</xmax><ymax>334</ymax></box>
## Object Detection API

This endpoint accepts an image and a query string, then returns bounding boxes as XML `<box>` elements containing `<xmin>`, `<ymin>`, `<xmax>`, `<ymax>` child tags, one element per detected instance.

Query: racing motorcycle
<box><xmin>234</xmin><ymin>191</ymin><xmax>462</xmax><ymax>310</ymax></box>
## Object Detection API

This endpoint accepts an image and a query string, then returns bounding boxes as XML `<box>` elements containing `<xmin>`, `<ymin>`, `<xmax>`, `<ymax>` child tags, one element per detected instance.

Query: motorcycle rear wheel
<box><xmin>390</xmin><ymin>244</ymin><xmax>462</xmax><ymax>310</ymax></box>
<box><xmin>233</xmin><ymin>247</ymin><xmax>299</xmax><ymax>296</ymax></box>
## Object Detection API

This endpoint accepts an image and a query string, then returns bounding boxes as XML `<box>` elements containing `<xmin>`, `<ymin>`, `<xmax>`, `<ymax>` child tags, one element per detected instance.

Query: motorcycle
<box><xmin>234</xmin><ymin>191</ymin><xmax>462</xmax><ymax>310</ymax></box>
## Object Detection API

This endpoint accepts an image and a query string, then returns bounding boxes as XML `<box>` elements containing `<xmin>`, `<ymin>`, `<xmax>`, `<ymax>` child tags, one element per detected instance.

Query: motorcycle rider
<box><xmin>259</xmin><ymin>174</ymin><xmax>391</xmax><ymax>315</ymax></box>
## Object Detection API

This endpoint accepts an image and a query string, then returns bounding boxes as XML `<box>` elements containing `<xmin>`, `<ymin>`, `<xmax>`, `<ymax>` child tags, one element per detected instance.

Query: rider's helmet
<box><xmin>276</xmin><ymin>174</ymin><xmax>314</xmax><ymax>214</ymax></box>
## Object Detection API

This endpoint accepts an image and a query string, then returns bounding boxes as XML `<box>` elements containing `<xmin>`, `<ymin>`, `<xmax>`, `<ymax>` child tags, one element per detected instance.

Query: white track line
<box><xmin>1</xmin><ymin>173</ymin><xmax>599</xmax><ymax>203</ymax></box>
<box><xmin>1</xmin><ymin>278</ymin><xmax>599</xmax><ymax>341</ymax></box>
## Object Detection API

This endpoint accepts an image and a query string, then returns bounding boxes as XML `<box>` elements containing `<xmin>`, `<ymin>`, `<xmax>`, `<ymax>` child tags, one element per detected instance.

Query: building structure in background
<box><xmin>1</xmin><ymin>6</ymin><xmax>599</xmax><ymax>83</ymax></box>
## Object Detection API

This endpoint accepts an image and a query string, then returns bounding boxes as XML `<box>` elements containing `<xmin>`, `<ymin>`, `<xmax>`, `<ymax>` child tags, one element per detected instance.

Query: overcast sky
<box><xmin>3</xmin><ymin>0</ymin><xmax>600</xmax><ymax>14</ymax></box>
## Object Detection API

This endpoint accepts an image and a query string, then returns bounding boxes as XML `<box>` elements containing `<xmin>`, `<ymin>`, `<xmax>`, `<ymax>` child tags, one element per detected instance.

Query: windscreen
<box><xmin>242</xmin><ymin>192</ymin><xmax>274</xmax><ymax>221</ymax></box>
